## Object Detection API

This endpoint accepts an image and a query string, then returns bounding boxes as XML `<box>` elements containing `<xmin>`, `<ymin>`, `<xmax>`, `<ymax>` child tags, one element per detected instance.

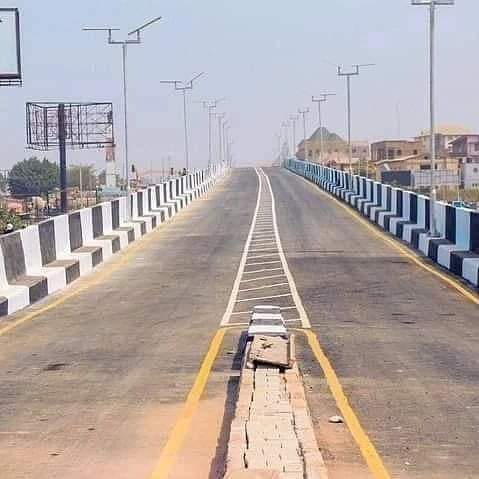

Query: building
<box><xmin>416</xmin><ymin>124</ymin><xmax>471</xmax><ymax>156</ymax></box>
<box><xmin>375</xmin><ymin>154</ymin><xmax>460</xmax><ymax>174</ymax></box>
<box><xmin>450</xmin><ymin>135</ymin><xmax>479</xmax><ymax>163</ymax></box>
<box><xmin>462</xmin><ymin>163</ymin><xmax>479</xmax><ymax>189</ymax></box>
<box><xmin>371</xmin><ymin>139</ymin><xmax>423</xmax><ymax>163</ymax></box>
<box><xmin>412</xmin><ymin>169</ymin><xmax>460</xmax><ymax>189</ymax></box>
<box><xmin>297</xmin><ymin>127</ymin><xmax>369</xmax><ymax>170</ymax></box>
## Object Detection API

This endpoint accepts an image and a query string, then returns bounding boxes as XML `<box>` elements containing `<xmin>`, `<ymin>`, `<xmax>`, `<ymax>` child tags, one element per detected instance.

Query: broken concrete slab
<box><xmin>248</xmin><ymin>335</ymin><xmax>291</xmax><ymax>368</ymax></box>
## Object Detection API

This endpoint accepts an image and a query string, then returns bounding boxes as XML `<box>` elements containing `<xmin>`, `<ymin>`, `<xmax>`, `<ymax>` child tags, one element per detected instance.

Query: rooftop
<box><xmin>419</xmin><ymin>124</ymin><xmax>471</xmax><ymax>137</ymax></box>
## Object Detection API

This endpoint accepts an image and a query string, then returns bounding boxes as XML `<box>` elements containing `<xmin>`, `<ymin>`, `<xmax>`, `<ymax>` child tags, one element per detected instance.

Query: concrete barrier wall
<box><xmin>0</xmin><ymin>162</ymin><xmax>228</xmax><ymax>317</ymax></box>
<box><xmin>286</xmin><ymin>158</ymin><xmax>479</xmax><ymax>289</ymax></box>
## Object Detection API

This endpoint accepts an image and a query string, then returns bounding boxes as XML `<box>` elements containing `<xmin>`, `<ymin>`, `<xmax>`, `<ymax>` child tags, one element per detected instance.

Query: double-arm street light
<box><xmin>298</xmin><ymin>108</ymin><xmax>310</xmax><ymax>161</ymax></box>
<box><xmin>337</xmin><ymin>63</ymin><xmax>374</xmax><ymax>175</ymax></box>
<box><xmin>412</xmin><ymin>0</ymin><xmax>454</xmax><ymax>237</ymax></box>
<box><xmin>160</xmin><ymin>72</ymin><xmax>204</xmax><ymax>172</ymax></box>
<box><xmin>83</xmin><ymin>16</ymin><xmax>162</xmax><ymax>218</ymax></box>
<box><xmin>312</xmin><ymin>93</ymin><xmax>335</xmax><ymax>165</ymax></box>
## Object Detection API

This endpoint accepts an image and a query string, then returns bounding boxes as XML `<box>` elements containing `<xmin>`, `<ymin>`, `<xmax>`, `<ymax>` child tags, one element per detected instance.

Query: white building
<box><xmin>412</xmin><ymin>169</ymin><xmax>460</xmax><ymax>188</ymax></box>
<box><xmin>462</xmin><ymin>163</ymin><xmax>479</xmax><ymax>189</ymax></box>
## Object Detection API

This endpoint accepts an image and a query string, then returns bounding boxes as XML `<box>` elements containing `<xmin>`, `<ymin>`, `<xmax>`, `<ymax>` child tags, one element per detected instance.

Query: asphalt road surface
<box><xmin>0</xmin><ymin>169</ymin><xmax>257</xmax><ymax>479</ymax></box>
<box><xmin>267</xmin><ymin>166</ymin><xmax>479</xmax><ymax>479</ymax></box>
<box><xmin>1</xmin><ymin>166</ymin><xmax>479</xmax><ymax>479</ymax></box>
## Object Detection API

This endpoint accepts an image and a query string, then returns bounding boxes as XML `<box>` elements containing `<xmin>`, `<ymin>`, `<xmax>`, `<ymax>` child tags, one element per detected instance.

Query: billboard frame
<box><xmin>0</xmin><ymin>8</ymin><xmax>22</xmax><ymax>86</ymax></box>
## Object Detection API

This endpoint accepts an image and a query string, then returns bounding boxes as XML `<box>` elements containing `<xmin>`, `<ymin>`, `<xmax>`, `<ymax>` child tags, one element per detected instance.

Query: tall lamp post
<box><xmin>298</xmin><ymin>108</ymin><xmax>310</xmax><ymax>161</ymax></box>
<box><xmin>312</xmin><ymin>93</ymin><xmax>335</xmax><ymax>165</ymax></box>
<box><xmin>289</xmin><ymin>115</ymin><xmax>299</xmax><ymax>158</ymax></box>
<box><xmin>281</xmin><ymin>121</ymin><xmax>291</xmax><ymax>157</ymax></box>
<box><xmin>199</xmin><ymin>98</ymin><xmax>225</xmax><ymax>168</ymax></box>
<box><xmin>83</xmin><ymin>16</ymin><xmax>162</xmax><ymax>219</ymax></box>
<box><xmin>337</xmin><ymin>63</ymin><xmax>374</xmax><ymax>175</ymax></box>
<box><xmin>213</xmin><ymin>112</ymin><xmax>226</xmax><ymax>164</ymax></box>
<box><xmin>412</xmin><ymin>0</ymin><xmax>454</xmax><ymax>237</ymax></box>
<box><xmin>160</xmin><ymin>72</ymin><xmax>204</xmax><ymax>172</ymax></box>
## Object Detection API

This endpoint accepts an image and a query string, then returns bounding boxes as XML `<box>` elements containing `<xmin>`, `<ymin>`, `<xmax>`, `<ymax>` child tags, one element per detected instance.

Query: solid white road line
<box><xmin>245</xmin><ymin>260</ymin><xmax>282</xmax><ymax>267</ymax></box>
<box><xmin>247</xmin><ymin>253</ymin><xmax>280</xmax><ymax>260</ymax></box>
<box><xmin>238</xmin><ymin>282</ymin><xmax>290</xmax><ymax>293</ymax></box>
<box><xmin>249</xmin><ymin>247</ymin><xmax>279</xmax><ymax>253</ymax></box>
<box><xmin>236</xmin><ymin>293</ymin><xmax>293</xmax><ymax>303</ymax></box>
<box><xmin>230</xmin><ymin>310</ymin><xmax>252</xmax><ymax>316</ymax></box>
<box><xmin>260</xmin><ymin>168</ymin><xmax>312</xmax><ymax>329</ymax></box>
<box><xmin>242</xmin><ymin>267</ymin><xmax>284</xmax><ymax>275</ymax></box>
<box><xmin>240</xmin><ymin>274</ymin><xmax>286</xmax><ymax>283</ymax></box>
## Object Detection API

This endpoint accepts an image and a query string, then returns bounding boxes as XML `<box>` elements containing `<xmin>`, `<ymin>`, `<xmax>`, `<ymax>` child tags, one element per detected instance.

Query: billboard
<box><xmin>0</xmin><ymin>8</ymin><xmax>22</xmax><ymax>85</ymax></box>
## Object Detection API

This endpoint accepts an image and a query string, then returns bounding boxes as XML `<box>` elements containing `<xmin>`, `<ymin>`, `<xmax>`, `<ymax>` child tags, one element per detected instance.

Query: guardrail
<box><xmin>0</xmin><ymin>162</ymin><xmax>228</xmax><ymax>317</ymax></box>
<box><xmin>285</xmin><ymin>158</ymin><xmax>479</xmax><ymax>289</ymax></box>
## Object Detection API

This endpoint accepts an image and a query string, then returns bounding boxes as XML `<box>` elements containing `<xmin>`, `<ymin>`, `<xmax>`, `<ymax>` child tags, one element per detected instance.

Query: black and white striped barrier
<box><xmin>286</xmin><ymin>158</ymin><xmax>479</xmax><ymax>289</ymax></box>
<box><xmin>0</xmin><ymin>163</ymin><xmax>228</xmax><ymax>317</ymax></box>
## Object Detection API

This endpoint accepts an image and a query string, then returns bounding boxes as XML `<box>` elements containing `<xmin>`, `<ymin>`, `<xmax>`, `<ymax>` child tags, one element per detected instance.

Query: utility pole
<box><xmin>289</xmin><ymin>115</ymin><xmax>299</xmax><ymax>158</ymax></box>
<box><xmin>298</xmin><ymin>109</ymin><xmax>309</xmax><ymax>161</ymax></box>
<box><xmin>160</xmin><ymin>72</ymin><xmax>204</xmax><ymax>173</ymax></box>
<box><xmin>337</xmin><ymin>63</ymin><xmax>374</xmax><ymax>175</ymax></box>
<box><xmin>312</xmin><ymin>93</ymin><xmax>335</xmax><ymax>165</ymax></box>
<box><xmin>412</xmin><ymin>0</ymin><xmax>454</xmax><ymax>237</ymax></box>
<box><xmin>83</xmin><ymin>16</ymin><xmax>162</xmax><ymax>219</ymax></box>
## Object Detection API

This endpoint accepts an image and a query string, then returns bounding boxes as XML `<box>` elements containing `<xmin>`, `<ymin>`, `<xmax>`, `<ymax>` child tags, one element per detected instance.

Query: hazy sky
<box><xmin>1</xmin><ymin>0</ymin><xmax>479</xmax><ymax>174</ymax></box>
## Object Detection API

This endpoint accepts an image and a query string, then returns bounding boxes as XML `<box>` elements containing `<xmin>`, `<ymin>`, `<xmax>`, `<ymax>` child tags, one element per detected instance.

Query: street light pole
<box><xmin>312</xmin><ymin>93</ymin><xmax>335</xmax><ymax>165</ymax></box>
<box><xmin>289</xmin><ymin>115</ymin><xmax>299</xmax><ymax>158</ymax></box>
<box><xmin>338</xmin><ymin>63</ymin><xmax>374</xmax><ymax>175</ymax></box>
<box><xmin>281</xmin><ymin>121</ymin><xmax>290</xmax><ymax>157</ymax></box>
<box><xmin>199</xmin><ymin>98</ymin><xmax>225</xmax><ymax>168</ymax></box>
<box><xmin>83</xmin><ymin>16</ymin><xmax>162</xmax><ymax>219</ymax></box>
<box><xmin>160</xmin><ymin>72</ymin><xmax>204</xmax><ymax>173</ymax></box>
<box><xmin>213</xmin><ymin>113</ymin><xmax>226</xmax><ymax>164</ymax></box>
<box><xmin>412</xmin><ymin>0</ymin><xmax>454</xmax><ymax>237</ymax></box>
<box><xmin>298</xmin><ymin>109</ymin><xmax>309</xmax><ymax>161</ymax></box>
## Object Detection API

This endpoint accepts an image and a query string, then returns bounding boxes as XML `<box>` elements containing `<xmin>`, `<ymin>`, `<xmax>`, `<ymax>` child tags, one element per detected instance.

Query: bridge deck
<box><xmin>0</xmin><ymin>167</ymin><xmax>478</xmax><ymax>479</ymax></box>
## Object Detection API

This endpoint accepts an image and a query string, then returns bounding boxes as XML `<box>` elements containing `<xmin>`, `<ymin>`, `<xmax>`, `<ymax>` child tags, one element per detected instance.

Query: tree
<box><xmin>0</xmin><ymin>173</ymin><xmax>7</xmax><ymax>194</ymax></box>
<box><xmin>0</xmin><ymin>208</ymin><xmax>23</xmax><ymax>234</ymax></box>
<box><xmin>8</xmin><ymin>157</ymin><xmax>59</xmax><ymax>198</ymax></box>
<box><xmin>67</xmin><ymin>164</ymin><xmax>97</xmax><ymax>189</ymax></box>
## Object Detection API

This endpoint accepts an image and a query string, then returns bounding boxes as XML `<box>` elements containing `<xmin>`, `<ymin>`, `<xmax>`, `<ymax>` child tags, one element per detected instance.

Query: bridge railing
<box><xmin>0</xmin><ymin>161</ymin><xmax>229</xmax><ymax>317</ymax></box>
<box><xmin>285</xmin><ymin>158</ymin><xmax>479</xmax><ymax>289</ymax></box>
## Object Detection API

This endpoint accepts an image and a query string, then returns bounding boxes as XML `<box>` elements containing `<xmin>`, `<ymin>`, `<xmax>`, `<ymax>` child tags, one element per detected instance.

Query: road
<box><xmin>1</xmin><ymin>166</ymin><xmax>479</xmax><ymax>479</ymax></box>
<box><xmin>268</xmin><ymin>167</ymin><xmax>479</xmax><ymax>479</ymax></box>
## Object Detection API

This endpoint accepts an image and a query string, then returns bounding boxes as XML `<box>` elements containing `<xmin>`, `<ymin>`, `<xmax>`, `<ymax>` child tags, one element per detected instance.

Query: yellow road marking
<box><xmin>0</xmin><ymin>220</ymin><xmax>174</xmax><ymax>338</ymax></box>
<box><xmin>148</xmin><ymin>327</ymin><xmax>227</xmax><ymax>479</ymax></box>
<box><xmin>298</xmin><ymin>173</ymin><xmax>479</xmax><ymax>306</ymax></box>
<box><xmin>305</xmin><ymin>329</ymin><xmax>391</xmax><ymax>479</ymax></box>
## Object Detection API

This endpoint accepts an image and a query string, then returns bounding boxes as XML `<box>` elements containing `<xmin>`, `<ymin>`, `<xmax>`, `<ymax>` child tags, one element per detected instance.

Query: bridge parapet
<box><xmin>285</xmin><ymin>158</ymin><xmax>479</xmax><ymax>289</ymax></box>
<box><xmin>0</xmin><ymin>162</ymin><xmax>228</xmax><ymax>317</ymax></box>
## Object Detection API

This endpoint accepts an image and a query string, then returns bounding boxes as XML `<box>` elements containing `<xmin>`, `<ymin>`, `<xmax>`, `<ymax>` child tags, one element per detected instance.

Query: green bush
<box><xmin>0</xmin><ymin>209</ymin><xmax>23</xmax><ymax>234</ymax></box>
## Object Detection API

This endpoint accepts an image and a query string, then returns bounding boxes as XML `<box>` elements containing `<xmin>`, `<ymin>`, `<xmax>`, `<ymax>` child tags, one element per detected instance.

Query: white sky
<box><xmin>1</xmin><ymin>0</ymin><xmax>479</xmax><ymax>173</ymax></box>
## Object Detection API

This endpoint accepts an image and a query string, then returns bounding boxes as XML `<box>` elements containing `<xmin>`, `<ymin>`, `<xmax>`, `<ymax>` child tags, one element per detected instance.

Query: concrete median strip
<box><xmin>0</xmin><ymin>163</ymin><xmax>228</xmax><ymax>317</ymax></box>
<box><xmin>225</xmin><ymin>335</ymin><xmax>328</xmax><ymax>479</ymax></box>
